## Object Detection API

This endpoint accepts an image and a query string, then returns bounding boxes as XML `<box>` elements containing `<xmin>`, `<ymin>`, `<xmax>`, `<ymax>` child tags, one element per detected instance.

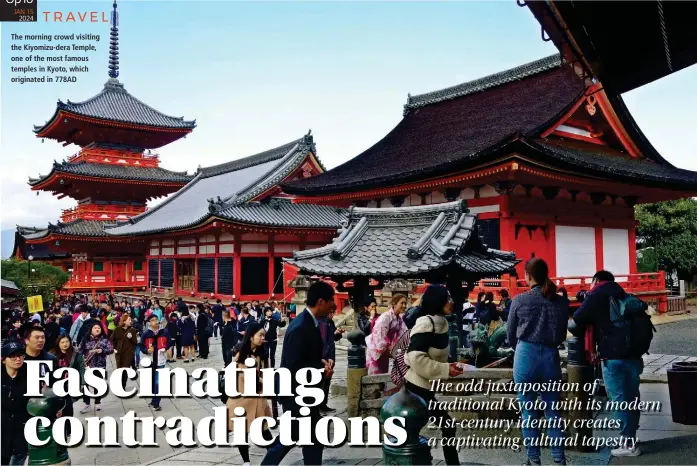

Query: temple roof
<box><xmin>33</xmin><ymin>79</ymin><xmax>196</xmax><ymax>134</ymax></box>
<box><xmin>22</xmin><ymin>219</ymin><xmax>113</xmax><ymax>240</ymax></box>
<box><xmin>28</xmin><ymin>160</ymin><xmax>193</xmax><ymax>187</ymax></box>
<box><xmin>217</xmin><ymin>198</ymin><xmax>344</xmax><ymax>229</ymax></box>
<box><xmin>286</xmin><ymin>200</ymin><xmax>519</xmax><ymax>279</ymax></box>
<box><xmin>527</xmin><ymin>1</ymin><xmax>697</xmax><ymax>95</ymax></box>
<box><xmin>105</xmin><ymin>133</ymin><xmax>338</xmax><ymax>236</ymax></box>
<box><xmin>283</xmin><ymin>54</ymin><xmax>586</xmax><ymax>195</ymax></box>
<box><xmin>527</xmin><ymin>140</ymin><xmax>697</xmax><ymax>190</ymax></box>
<box><xmin>283</xmin><ymin>53</ymin><xmax>697</xmax><ymax>196</ymax></box>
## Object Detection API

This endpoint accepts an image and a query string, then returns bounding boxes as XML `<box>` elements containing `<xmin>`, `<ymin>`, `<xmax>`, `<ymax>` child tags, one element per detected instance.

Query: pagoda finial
<box><xmin>108</xmin><ymin>1</ymin><xmax>119</xmax><ymax>79</ymax></box>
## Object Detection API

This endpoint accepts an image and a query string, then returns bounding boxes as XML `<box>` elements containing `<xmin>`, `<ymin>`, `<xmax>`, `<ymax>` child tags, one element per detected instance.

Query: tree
<box><xmin>1</xmin><ymin>259</ymin><xmax>70</xmax><ymax>309</ymax></box>
<box><xmin>635</xmin><ymin>199</ymin><xmax>697</xmax><ymax>281</ymax></box>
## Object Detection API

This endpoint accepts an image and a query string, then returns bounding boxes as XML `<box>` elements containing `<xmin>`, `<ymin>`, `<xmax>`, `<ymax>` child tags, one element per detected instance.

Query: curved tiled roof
<box><xmin>22</xmin><ymin>219</ymin><xmax>113</xmax><ymax>240</ymax></box>
<box><xmin>526</xmin><ymin>140</ymin><xmax>697</xmax><ymax>189</ymax></box>
<box><xmin>34</xmin><ymin>79</ymin><xmax>196</xmax><ymax>133</ymax></box>
<box><xmin>28</xmin><ymin>161</ymin><xmax>193</xmax><ymax>186</ymax></box>
<box><xmin>288</xmin><ymin>200</ymin><xmax>519</xmax><ymax>278</ymax></box>
<box><xmin>283</xmin><ymin>55</ymin><xmax>586</xmax><ymax>195</ymax></box>
<box><xmin>105</xmin><ymin>133</ymin><xmax>328</xmax><ymax>236</ymax></box>
<box><xmin>217</xmin><ymin>198</ymin><xmax>345</xmax><ymax>229</ymax></box>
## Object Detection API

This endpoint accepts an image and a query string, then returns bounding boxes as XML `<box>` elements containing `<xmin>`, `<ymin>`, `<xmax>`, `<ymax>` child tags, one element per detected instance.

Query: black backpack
<box><xmin>609</xmin><ymin>294</ymin><xmax>656</xmax><ymax>357</ymax></box>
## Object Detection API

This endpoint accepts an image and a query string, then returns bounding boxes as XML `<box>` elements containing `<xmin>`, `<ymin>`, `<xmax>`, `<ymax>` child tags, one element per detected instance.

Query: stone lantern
<box><xmin>26</xmin><ymin>388</ymin><xmax>70</xmax><ymax>465</ymax></box>
<box><xmin>380</xmin><ymin>384</ymin><xmax>432</xmax><ymax>465</ymax></box>
<box><xmin>287</xmin><ymin>274</ymin><xmax>312</xmax><ymax>308</ymax></box>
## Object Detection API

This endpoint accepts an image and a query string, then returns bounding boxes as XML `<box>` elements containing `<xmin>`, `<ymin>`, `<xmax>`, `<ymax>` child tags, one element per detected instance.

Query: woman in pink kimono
<box><xmin>366</xmin><ymin>294</ymin><xmax>408</xmax><ymax>374</ymax></box>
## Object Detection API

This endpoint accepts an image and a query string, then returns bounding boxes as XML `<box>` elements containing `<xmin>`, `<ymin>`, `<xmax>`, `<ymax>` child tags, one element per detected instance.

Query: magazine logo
<box><xmin>1</xmin><ymin>0</ymin><xmax>36</xmax><ymax>22</ymax></box>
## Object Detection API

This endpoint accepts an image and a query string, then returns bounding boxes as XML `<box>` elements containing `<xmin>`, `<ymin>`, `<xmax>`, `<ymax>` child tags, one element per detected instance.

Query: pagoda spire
<box><xmin>108</xmin><ymin>0</ymin><xmax>119</xmax><ymax>79</ymax></box>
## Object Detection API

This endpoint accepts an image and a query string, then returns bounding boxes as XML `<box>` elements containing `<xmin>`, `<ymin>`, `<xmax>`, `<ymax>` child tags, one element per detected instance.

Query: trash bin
<box><xmin>667</xmin><ymin>361</ymin><xmax>697</xmax><ymax>425</ymax></box>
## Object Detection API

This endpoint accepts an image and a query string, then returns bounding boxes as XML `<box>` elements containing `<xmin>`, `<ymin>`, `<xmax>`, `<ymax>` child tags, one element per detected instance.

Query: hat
<box><xmin>2</xmin><ymin>341</ymin><xmax>25</xmax><ymax>358</ymax></box>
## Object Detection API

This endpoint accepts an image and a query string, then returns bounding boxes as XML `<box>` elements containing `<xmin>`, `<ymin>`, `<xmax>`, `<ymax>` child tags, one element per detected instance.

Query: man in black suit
<box><xmin>261</xmin><ymin>281</ymin><xmax>335</xmax><ymax>466</ymax></box>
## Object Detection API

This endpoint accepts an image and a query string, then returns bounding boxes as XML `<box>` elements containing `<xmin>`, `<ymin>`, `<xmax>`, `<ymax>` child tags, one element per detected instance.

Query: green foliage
<box><xmin>636</xmin><ymin>248</ymin><xmax>658</xmax><ymax>273</ymax></box>
<box><xmin>1</xmin><ymin>259</ymin><xmax>70</xmax><ymax>308</ymax></box>
<box><xmin>635</xmin><ymin>199</ymin><xmax>697</xmax><ymax>279</ymax></box>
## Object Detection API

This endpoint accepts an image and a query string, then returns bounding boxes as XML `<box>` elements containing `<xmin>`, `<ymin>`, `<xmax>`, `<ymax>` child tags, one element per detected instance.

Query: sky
<box><xmin>1</xmin><ymin>0</ymin><xmax>696</xmax><ymax>237</ymax></box>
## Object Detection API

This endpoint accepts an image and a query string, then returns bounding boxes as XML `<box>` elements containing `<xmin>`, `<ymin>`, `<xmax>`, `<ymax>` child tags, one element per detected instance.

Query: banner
<box><xmin>27</xmin><ymin>294</ymin><xmax>44</xmax><ymax>313</ymax></box>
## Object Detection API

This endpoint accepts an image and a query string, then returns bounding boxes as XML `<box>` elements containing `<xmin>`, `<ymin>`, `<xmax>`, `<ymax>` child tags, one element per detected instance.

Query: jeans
<box><xmin>223</xmin><ymin>345</ymin><xmax>233</xmax><ymax>368</ymax></box>
<box><xmin>513</xmin><ymin>340</ymin><xmax>565</xmax><ymax>463</ymax></box>
<box><xmin>83</xmin><ymin>370</ymin><xmax>105</xmax><ymax>405</ymax></box>
<box><xmin>601</xmin><ymin>359</ymin><xmax>643</xmax><ymax>440</ymax></box>
<box><xmin>151</xmin><ymin>367</ymin><xmax>163</xmax><ymax>408</ymax></box>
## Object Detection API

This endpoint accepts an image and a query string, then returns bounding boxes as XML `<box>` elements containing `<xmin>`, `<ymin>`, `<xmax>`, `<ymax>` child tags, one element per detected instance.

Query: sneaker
<box><xmin>523</xmin><ymin>459</ymin><xmax>541</xmax><ymax>466</ymax></box>
<box><xmin>553</xmin><ymin>456</ymin><xmax>568</xmax><ymax>465</ymax></box>
<box><xmin>243</xmin><ymin>463</ymin><xmax>251</xmax><ymax>466</ymax></box>
<box><xmin>183</xmin><ymin>360</ymin><xmax>189</xmax><ymax>363</ymax></box>
<box><xmin>79</xmin><ymin>404</ymin><xmax>91</xmax><ymax>414</ymax></box>
<box><xmin>152</xmin><ymin>405</ymin><xmax>162</xmax><ymax>412</ymax></box>
<box><xmin>95</xmin><ymin>405</ymin><xmax>102</xmax><ymax>412</ymax></box>
<box><xmin>611</xmin><ymin>446</ymin><xmax>641</xmax><ymax>457</ymax></box>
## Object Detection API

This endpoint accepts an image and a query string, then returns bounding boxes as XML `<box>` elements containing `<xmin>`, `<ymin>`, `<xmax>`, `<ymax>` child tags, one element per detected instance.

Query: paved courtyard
<box><xmin>61</xmin><ymin>312</ymin><xmax>697</xmax><ymax>465</ymax></box>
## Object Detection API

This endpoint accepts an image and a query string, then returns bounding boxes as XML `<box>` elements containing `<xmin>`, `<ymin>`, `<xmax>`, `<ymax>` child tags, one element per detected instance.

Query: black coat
<box><xmin>279</xmin><ymin>309</ymin><xmax>324</xmax><ymax>413</ymax></box>
<box><xmin>261</xmin><ymin>316</ymin><xmax>286</xmax><ymax>342</ymax></box>
<box><xmin>196</xmin><ymin>313</ymin><xmax>209</xmax><ymax>336</ymax></box>
<box><xmin>221</xmin><ymin>320</ymin><xmax>238</xmax><ymax>349</ymax></box>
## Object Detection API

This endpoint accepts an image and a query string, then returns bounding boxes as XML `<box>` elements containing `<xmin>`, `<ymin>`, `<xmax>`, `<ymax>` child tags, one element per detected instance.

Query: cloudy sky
<box><xmin>2</xmin><ymin>0</ymin><xmax>695</xmax><ymax>232</ymax></box>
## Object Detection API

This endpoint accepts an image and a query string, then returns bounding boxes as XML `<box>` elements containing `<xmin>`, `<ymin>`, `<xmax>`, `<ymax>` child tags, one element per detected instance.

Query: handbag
<box><xmin>390</xmin><ymin>316</ymin><xmax>434</xmax><ymax>387</ymax></box>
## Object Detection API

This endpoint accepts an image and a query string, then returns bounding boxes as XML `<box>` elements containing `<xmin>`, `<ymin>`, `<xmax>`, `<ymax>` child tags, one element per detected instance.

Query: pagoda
<box><xmin>15</xmin><ymin>1</ymin><xmax>195</xmax><ymax>294</ymax></box>
<box><xmin>283</xmin><ymin>54</ymin><xmax>697</xmax><ymax>311</ymax></box>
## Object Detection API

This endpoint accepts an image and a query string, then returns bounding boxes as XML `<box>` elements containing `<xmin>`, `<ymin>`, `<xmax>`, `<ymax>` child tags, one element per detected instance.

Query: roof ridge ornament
<box><xmin>108</xmin><ymin>1</ymin><xmax>119</xmax><ymax>79</ymax></box>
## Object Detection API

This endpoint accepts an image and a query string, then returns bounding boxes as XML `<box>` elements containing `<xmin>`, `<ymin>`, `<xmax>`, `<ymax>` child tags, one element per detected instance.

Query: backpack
<box><xmin>609</xmin><ymin>294</ymin><xmax>656</xmax><ymax>357</ymax></box>
<box><xmin>205</xmin><ymin>315</ymin><xmax>214</xmax><ymax>337</ymax></box>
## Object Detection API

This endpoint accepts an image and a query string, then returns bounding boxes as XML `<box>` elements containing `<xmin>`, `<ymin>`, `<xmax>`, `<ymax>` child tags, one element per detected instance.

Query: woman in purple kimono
<box><xmin>365</xmin><ymin>294</ymin><xmax>408</xmax><ymax>375</ymax></box>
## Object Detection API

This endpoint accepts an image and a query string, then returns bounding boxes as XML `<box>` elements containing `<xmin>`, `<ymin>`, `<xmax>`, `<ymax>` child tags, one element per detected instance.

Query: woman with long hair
<box><xmin>225</xmin><ymin>322</ymin><xmax>273</xmax><ymax>466</ymax></box>
<box><xmin>79</xmin><ymin>323</ymin><xmax>114</xmax><ymax>414</ymax></box>
<box><xmin>365</xmin><ymin>294</ymin><xmax>408</xmax><ymax>375</ymax></box>
<box><xmin>50</xmin><ymin>335</ymin><xmax>84</xmax><ymax>438</ymax></box>
<box><xmin>507</xmin><ymin>258</ymin><xmax>569</xmax><ymax>466</ymax></box>
<box><xmin>111</xmin><ymin>314</ymin><xmax>138</xmax><ymax>388</ymax></box>
<box><xmin>405</xmin><ymin>285</ymin><xmax>463</xmax><ymax>465</ymax></box>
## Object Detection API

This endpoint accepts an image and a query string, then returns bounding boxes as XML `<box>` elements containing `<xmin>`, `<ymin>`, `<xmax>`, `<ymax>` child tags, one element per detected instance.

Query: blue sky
<box><xmin>1</xmin><ymin>0</ymin><xmax>696</xmax><ymax>235</ymax></box>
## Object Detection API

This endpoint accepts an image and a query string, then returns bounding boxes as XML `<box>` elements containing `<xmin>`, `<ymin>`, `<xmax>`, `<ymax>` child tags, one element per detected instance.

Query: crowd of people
<box><xmin>2</xmin><ymin>263</ymin><xmax>649</xmax><ymax>465</ymax></box>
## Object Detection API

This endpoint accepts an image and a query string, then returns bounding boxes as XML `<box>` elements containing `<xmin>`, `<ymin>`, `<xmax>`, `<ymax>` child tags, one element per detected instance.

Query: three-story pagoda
<box><xmin>15</xmin><ymin>1</ymin><xmax>196</xmax><ymax>294</ymax></box>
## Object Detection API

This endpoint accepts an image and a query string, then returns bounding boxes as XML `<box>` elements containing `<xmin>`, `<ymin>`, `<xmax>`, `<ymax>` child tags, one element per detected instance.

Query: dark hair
<box><xmin>234</xmin><ymin>321</ymin><xmax>266</xmax><ymax>366</ymax></box>
<box><xmin>485</xmin><ymin>291</ymin><xmax>494</xmax><ymax>302</ymax></box>
<box><xmin>477</xmin><ymin>292</ymin><xmax>486</xmax><ymax>302</ymax></box>
<box><xmin>525</xmin><ymin>258</ymin><xmax>557</xmax><ymax>300</ymax></box>
<box><xmin>196</xmin><ymin>303</ymin><xmax>205</xmax><ymax>313</ymax></box>
<box><xmin>421</xmin><ymin>285</ymin><xmax>450</xmax><ymax>316</ymax></box>
<box><xmin>306</xmin><ymin>281</ymin><xmax>335</xmax><ymax>307</ymax></box>
<box><xmin>366</xmin><ymin>297</ymin><xmax>377</xmax><ymax>306</ymax></box>
<box><xmin>500</xmin><ymin>289</ymin><xmax>509</xmax><ymax>299</ymax></box>
<box><xmin>593</xmin><ymin>270</ymin><xmax>615</xmax><ymax>283</ymax></box>
<box><xmin>51</xmin><ymin>335</ymin><xmax>73</xmax><ymax>362</ymax></box>
<box><xmin>24</xmin><ymin>326</ymin><xmax>44</xmax><ymax>339</ymax></box>
<box><xmin>557</xmin><ymin>287</ymin><xmax>568</xmax><ymax>299</ymax></box>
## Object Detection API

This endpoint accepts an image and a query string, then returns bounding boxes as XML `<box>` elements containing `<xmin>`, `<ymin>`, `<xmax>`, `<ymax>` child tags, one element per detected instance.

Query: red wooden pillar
<box><xmin>628</xmin><ymin>225</ymin><xmax>637</xmax><ymax>274</ymax></box>
<box><xmin>193</xmin><ymin>237</ymin><xmax>199</xmax><ymax>295</ymax></box>
<box><xmin>233</xmin><ymin>234</ymin><xmax>241</xmax><ymax>297</ymax></box>
<box><xmin>268</xmin><ymin>236</ymin><xmax>275</xmax><ymax>299</ymax></box>
<box><xmin>657</xmin><ymin>270</ymin><xmax>668</xmax><ymax>313</ymax></box>
<box><xmin>214</xmin><ymin>233</ymin><xmax>219</xmax><ymax>296</ymax></box>
<box><xmin>594</xmin><ymin>227</ymin><xmax>604</xmax><ymax>272</ymax></box>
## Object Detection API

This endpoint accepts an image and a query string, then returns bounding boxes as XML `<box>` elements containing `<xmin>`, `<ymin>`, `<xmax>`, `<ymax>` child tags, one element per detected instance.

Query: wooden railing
<box><xmin>467</xmin><ymin>272</ymin><xmax>666</xmax><ymax>299</ymax></box>
<box><xmin>64</xmin><ymin>274</ymin><xmax>147</xmax><ymax>290</ymax></box>
<box><xmin>61</xmin><ymin>204</ymin><xmax>146</xmax><ymax>222</ymax></box>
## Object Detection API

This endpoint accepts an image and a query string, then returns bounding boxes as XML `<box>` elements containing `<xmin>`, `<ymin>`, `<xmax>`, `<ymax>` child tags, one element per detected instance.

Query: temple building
<box><xmin>103</xmin><ymin>133</ymin><xmax>344</xmax><ymax>301</ymax></box>
<box><xmin>13</xmin><ymin>1</ymin><xmax>342</xmax><ymax>302</ymax></box>
<box><xmin>283</xmin><ymin>54</ymin><xmax>697</xmax><ymax>309</ymax></box>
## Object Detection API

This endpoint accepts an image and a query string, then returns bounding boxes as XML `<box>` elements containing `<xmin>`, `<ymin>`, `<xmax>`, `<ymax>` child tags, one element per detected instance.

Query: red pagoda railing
<box><xmin>68</xmin><ymin>147</ymin><xmax>160</xmax><ymax>167</ymax></box>
<box><xmin>64</xmin><ymin>274</ymin><xmax>147</xmax><ymax>291</ymax></box>
<box><xmin>61</xmin><ymin>203</ymin><xmax>146</xmax><ymax>222</ymax></box>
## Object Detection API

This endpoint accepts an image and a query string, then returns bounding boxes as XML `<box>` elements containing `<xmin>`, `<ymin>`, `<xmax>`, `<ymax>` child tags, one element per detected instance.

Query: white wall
<box><xmin>603</xmin><ymin>228</ymin><xmax>630</xmax><ymax>281</ymax></box>
<box><xmin>555</xmin><ymin>225</ymin><xmax>596</xmax><ymax>283</ymax></box>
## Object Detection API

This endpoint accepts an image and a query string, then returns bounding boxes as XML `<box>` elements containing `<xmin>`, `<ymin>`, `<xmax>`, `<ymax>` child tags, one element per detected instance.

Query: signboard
<box><xmin>27</xmin><ymin>295</ymin><xmax>44</xmax><ymax>313</ymax></box>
